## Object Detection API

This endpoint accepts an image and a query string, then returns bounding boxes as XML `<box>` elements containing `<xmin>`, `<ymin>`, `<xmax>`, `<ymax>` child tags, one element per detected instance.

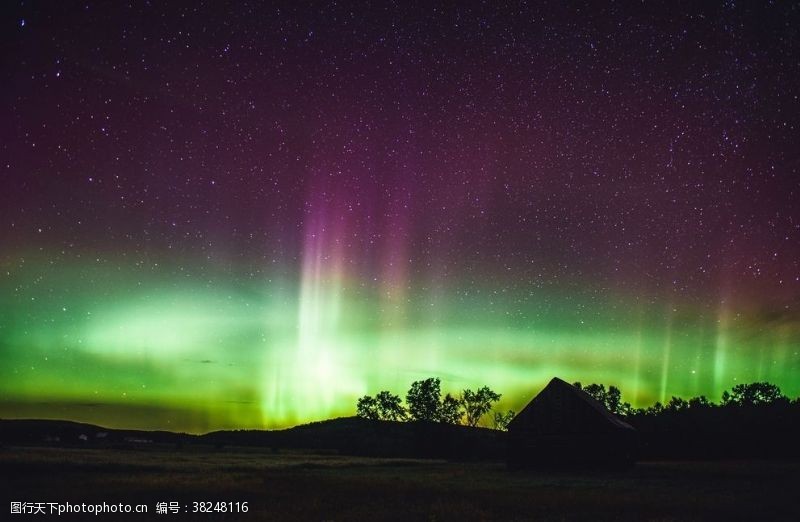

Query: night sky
<box><xmin>2</xmin><ymin>1</ymin><xmax>799</xmax><ymax>432</ymax></box>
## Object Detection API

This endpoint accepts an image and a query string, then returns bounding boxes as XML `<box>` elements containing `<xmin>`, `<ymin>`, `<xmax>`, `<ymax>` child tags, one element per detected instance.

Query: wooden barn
<box><xmin>507</xmin><ymin>377</ymin><xmax>636</xmax><ymax>469</ymax></box>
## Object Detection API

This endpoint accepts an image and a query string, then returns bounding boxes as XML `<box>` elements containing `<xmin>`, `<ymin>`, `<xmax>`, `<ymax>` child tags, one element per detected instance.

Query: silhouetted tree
<box><xmin>492</xmin><ymin>409</ymin><xmax>515</xmax><ymax>431</ymax></box>
<box><xmin>439</xmin><ymin>393</ymin><xmax>462</xmax><ymax>424</ymax></box>
<box><xmin>607</xmin><ymin>386</ymin><xmax>622</xmax><ymax>413</ymax></box>
<box><xmin>582</xmin><ymin>383</ymin><xmax>606</xmax><ymax>405</ymax></box>
<box><xmin>375</xmin><ymin>390</ymin><xmax>406</xmax><ymax>421</ymax></box>
<box><xmin>461</xmin><ymin>386</ymin><xmax>502</xmax><ymax>427</ymax></box>
<box><xmin>688</xmin><ymin>395</ymin><xmax>711</xmax><ymax>409</ymax></box>
<box><xmin>406</xmin><ymin>377</ymin><xmax>442</xmax><ymax>422</ymax></box>
<box><xmin>356</xmin><ymin>395</ymin><xmax>379</xmax><ymax>420</ymax></box>
<box><xmin>576</xmin><ymin>382</ymin><xmax>633</xmax><ymax>416</ymax></box>
<box><xmin>722</xmin><ymin>382</ymin><xmax>787</xmax><ymax>406</ymax></box>
<box><xmin>642</xmin><ymin>401</ymin><xmax>664</xmax><ymax>416</ymax></box>
<box><xmin>666</xmin><ymin>396</ymin><xmax>689</xmax><ymax>412</ymax></box>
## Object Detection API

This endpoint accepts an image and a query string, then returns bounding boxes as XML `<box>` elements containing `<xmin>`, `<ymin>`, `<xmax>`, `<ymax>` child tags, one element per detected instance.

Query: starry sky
<box><xmin>1</xmin><ymin>1</ymin><xmax>799</xmax><ymax>432</ymax></box>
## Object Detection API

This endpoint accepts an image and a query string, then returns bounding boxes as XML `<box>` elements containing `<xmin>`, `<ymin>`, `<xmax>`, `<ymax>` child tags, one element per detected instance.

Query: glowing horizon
<box><xmin>1</xmin><ymin>252</ymin><xmax>797</xmax><ymax>433</ymax></box>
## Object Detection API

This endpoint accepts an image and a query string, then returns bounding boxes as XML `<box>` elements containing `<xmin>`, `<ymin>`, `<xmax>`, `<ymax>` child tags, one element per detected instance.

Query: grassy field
<box><xmin>1</xmin><ymin>446</ymin><xmax>798</xmax><ymax>521</ymax></box>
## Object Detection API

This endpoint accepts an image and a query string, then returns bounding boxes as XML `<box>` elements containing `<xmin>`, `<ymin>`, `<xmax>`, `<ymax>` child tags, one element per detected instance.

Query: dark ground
<box><xmin>1</xmin><ymin>446</ymin><xmax>799</xmax><ymax>521</ymax></box>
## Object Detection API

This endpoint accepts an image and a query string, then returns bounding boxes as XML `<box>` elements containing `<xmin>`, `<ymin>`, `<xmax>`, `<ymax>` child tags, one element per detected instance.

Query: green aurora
<box><xmin>2</xmin><ymin>256</ymin><xmax>798</xmax><ymax>433</ymax></box>
<box><xmin>4</xmin><ymin>0</ymin><xmax>800</xmax><ymax>436</ymax></box>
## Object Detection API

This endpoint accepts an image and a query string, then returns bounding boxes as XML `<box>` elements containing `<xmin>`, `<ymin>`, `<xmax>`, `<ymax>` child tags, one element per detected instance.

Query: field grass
<box><xmin>1</xmin><ymin>446</ymin><xmax>798</xmax><ymax>521</ymax></box>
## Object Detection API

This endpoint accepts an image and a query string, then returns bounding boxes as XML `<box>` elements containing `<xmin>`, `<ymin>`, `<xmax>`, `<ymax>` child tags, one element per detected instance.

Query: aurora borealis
<box><xmin>2</xmin><ymin>1</ymin><xmax>799</xmax><ymax>432</ymax></box>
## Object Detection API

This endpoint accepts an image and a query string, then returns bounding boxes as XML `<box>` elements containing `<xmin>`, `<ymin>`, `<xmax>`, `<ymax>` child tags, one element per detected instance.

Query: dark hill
<box><xmin>202</xmin><ymin>417</ymin><xmax>505</xmax><ymax>459</ymax></box>
<box><xmin>0</xmin><ymin>419</ymin><xmax>192</xmax><ymax>446</ymax></box>
<box><xmin>0</xmin><ymin>417</ymin><xmax>505</xmax><ymax>460</ymax></box>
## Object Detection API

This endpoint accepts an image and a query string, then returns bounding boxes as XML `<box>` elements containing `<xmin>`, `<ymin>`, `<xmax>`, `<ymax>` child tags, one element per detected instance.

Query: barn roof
<box><xmin>508</xmin><ymin>377</ymin><xmax>634</xmax><ymax>432</ymax></box>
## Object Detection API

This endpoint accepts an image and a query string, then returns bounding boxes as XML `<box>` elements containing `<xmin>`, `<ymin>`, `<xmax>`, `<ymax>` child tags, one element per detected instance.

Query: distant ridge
<box><xmin>0</xmin><ymin>418</ymin><xmax>192</xmax><ymax>444</ymax></box>
<box><xmin>0</xmin><ymin>417</ymin><xmax>505</xmax><ymax>460</ymax></box>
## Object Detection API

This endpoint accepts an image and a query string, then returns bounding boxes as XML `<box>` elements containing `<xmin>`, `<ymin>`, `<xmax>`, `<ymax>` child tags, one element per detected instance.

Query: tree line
<box><xmin>356</xmin><ymin>377</ymin><xmax>515</xmax><ymax>430</ymax></box>
<box><xmin>572</xmin><ymin>380</ymin><xmax>798</xmax><ymax>417</ymax></box>
<box><xmin>357</xmin><ymin>378</ymin><xmax>800</xmax><ymax>430</ymax></box>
